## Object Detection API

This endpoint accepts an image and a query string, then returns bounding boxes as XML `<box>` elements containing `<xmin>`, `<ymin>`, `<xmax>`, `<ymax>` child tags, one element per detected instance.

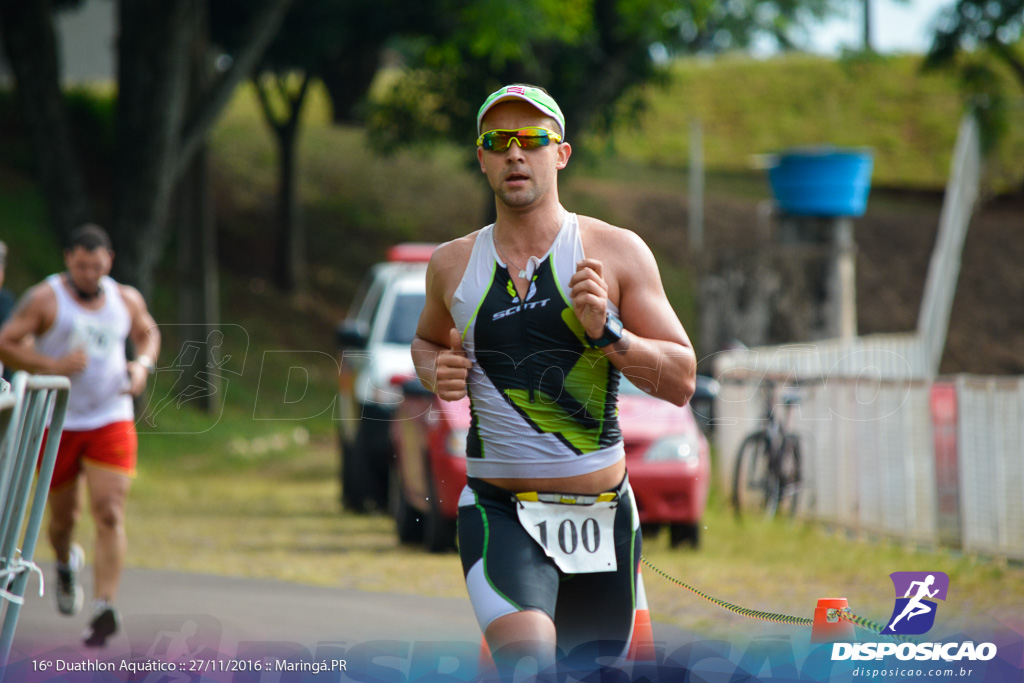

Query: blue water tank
<box><xmin>767</xmin><ymin>148</ymin><xmax>874</xmax><ymax>217</ymax></box>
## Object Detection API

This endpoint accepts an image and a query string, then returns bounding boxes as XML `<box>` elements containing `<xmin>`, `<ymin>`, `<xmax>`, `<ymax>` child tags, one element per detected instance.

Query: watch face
<box><xmin>607</xmin><ymin>314</ymin><xmax>623</xmax><ymax>336</ymax></box>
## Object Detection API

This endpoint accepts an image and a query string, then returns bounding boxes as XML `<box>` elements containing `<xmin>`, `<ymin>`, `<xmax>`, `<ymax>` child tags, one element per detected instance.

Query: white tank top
<box><xmin>35</xmin><ymin>274</ymin><xmax>134</xmax><ymax>430</ymax></box>
<box><xmin>450</xmin><ymin>212</ymin><xmax>624</xmax><ymax>479</ymax></box>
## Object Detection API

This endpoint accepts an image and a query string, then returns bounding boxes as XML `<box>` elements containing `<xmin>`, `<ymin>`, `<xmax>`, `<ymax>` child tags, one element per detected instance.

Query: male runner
<box><xmin>0</xmin><ymin>224</ymin><xmax>160</xmax><ymax>647</ymax></box>
<box><xmin>411</xmin><ymin>84</ymin><xmax>696</xmax><ymax>674</ymax></box>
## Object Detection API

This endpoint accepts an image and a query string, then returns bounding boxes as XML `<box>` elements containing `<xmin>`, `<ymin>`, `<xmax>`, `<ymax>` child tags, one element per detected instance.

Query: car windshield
<box><xmin>383</xmin><ymin>292</ymin><xmax>426</xmax><ymax>345</ymax></box>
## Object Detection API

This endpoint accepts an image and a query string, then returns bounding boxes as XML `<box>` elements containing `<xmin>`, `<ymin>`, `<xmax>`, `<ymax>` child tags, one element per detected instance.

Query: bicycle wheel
<box><xmin>732</xmin><ymin>432</ymin><xmax>778</xmax><ymax>517</ymax></box>
<box><xmin>776</xmin><ymin>435</ymin><xmax>802</xmax><ymax>517</ymax></box>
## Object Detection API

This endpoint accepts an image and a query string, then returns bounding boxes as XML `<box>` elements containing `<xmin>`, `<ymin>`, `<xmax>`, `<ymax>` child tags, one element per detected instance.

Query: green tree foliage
<box><xmin>925</xmin><ymin>0</ymin><xmax>1024</xmax><ymax>154</ymax></box>
<box><xmin>212</xmin><ymin>0</ymin><xmax>400</xmax><ymax>123</ymax></box>
<box><xmin>928</xmin><ymin>0</ymin><xmax>1024</xmax><ymax>85</ymax></box>
<box><xmin>367</xmin><ymin>0</ymin><xmax>853</xmax><ymax>151</ymax></box>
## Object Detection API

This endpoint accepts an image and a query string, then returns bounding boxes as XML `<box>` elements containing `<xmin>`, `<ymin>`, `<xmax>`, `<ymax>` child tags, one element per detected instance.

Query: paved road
<box><xmin>8</xmin><ymin>564</ymin><xmax>484</xmax><ymax>680</ymax></box>
<box><xmin>6</xmin><ymin>563</ymin><xmax>696</xmax><ymax>681</ymax></box>
<box><xmin>13</xmin><ymin>566</ymin><xmax>1017</xmax><ymax>683</ymax></box>
<box><xmin>13</xmin><ymin>564</ymin><xmax>481</xmax><ymax>650</ymax></box>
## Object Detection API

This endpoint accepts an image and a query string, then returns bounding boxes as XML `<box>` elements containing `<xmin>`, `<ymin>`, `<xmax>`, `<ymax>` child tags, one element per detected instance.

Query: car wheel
<box><xmin>423</xmin><ymin>477</ymin><xmax>457</xmax><ymax>553</ymax></box>
<box><xmin>393</xmin><ymin>471</ymin><xmax>424</xmax><ymax>544</ymax></box>
<box><xmin>340</xmin><ymin>430</ymin><xmax>368</xmax><ymax>513</ymax></box>
<box><xmin>640</xmin><ymin>523</ymin><xmax>663</xmax><ymax>539</ymax></box>
<box><xmin>670</xmin><ymin>523</ymin><xmax>700</xmax><ymax>548</ymax></box>
<box><xmin>732</xmin><ymin>432</ymin><xmax>776</xmax><ymax>517</ymax></box>
<box><xmin>351</xmin><ymin>413</ymin><xmax>393</xmax><ymax>513</ymax></box>
<box><xmin>348</xmin><ymin>417</ymin><xmax>387</xmax><ymax>511</ymax></box>
<box><xmin>776</xmin><ymin>436</ymin><xmax>802</xmax><ymax>518</ymax></box>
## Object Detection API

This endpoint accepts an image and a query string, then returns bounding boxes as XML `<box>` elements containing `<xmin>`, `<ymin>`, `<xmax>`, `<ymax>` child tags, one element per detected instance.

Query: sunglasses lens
<box><xmin>481</xmin><ymin>132</ymin><xmax>507</xmax><ymax>151</ymax></box>
<box><xmin>480</xmin><ymin>128</ymin><xmax>554</xmax><ymax>151</ymax></box>
<box><xmin>518</xmin><ymin>129</ymin><xmax>550</xmax><ymax>149</ymax></box>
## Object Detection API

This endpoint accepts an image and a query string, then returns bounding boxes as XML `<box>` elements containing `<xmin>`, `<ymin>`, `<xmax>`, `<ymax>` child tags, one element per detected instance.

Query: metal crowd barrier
<box><xmin>0</xmin><ymin>372</ymin><xmax>71</xmax><ymax>675</ymax></box>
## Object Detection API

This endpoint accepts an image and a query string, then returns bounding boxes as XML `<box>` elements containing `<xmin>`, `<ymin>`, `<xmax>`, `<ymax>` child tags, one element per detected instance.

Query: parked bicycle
<box><xmin>732</xmin><ymin>381</ymin><xmax>803</xmax><ymax>518</ymax></box>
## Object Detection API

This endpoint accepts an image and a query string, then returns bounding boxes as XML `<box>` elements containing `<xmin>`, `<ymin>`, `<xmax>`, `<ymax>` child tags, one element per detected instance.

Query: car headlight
<box><xmin>643</xmin><ymin>434</ymin><xmax>700</xmax><ymax>464</ymax></box>
<box><xmin>446</xmin><ymin>429</ymin><xmax>468</xmax><ymax>457</ymax></box>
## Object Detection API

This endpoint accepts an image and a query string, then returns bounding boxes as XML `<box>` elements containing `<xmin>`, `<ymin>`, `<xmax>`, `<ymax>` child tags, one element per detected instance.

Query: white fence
<box><xmin>713</xmin><ymin>375</ymin><xmax>1024</xmax><ymax>561</ymax></box>
<box><xmin>955</xmin><ymin>376</ymin><xmax>1024</xmax><ymax>558</ymax></box>
<box><xmin>714</xmin><ymin>335</ymin><xmax>928</xmax><ymax>383</ymax></box>
<box><xmin>707</xmin><ymin>111</ymin><xmax>1020</xmax><ymax>557</ymax></box>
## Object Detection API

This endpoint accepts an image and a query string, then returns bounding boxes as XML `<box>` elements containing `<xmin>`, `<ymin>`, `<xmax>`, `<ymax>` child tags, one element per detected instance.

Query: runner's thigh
<box><xmin>553</xmin><ymin>488</ymin><xmax>641</xmax><ymax>654</ymax></box>
<box><xmin>458</xmin><ymin>489</ymin><xmax>560</xmax><ymax>630</ymax></box>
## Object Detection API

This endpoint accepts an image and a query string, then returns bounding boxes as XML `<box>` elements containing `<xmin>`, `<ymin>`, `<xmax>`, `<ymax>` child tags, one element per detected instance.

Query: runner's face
<box><xmin>477</xmin><ymin>101</ymin><xmax>570</xmax><ymax>210</ymax></box>
<box><xmin>64</xmin><ymin>247</ymin><xmax>112</xmax><ymax>295</ymax></box>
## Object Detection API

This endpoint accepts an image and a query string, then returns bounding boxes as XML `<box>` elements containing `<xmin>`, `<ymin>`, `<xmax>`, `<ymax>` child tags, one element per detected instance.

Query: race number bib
<box><xmin>70</xmin><ymin>318</ymin><xmax>118</xmax><ymax>358</ymax></box>
<box><xmin>516</xmin><ymin>499</ymin><xmax>618</xmax><ymax>574</ymax></box>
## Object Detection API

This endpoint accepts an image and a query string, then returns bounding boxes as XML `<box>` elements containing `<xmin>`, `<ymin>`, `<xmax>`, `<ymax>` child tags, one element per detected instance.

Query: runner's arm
<box><xmin>0</xmin><ymin>286</ymin><xmax>86</xmax><ymax>375</ymax></box>
<box><xmin>411</xmin><ymin>242</ymin><xmax>472</xmax><ymax>401</ymax></box>
<box><xmin>121</xmin><ymin>284</ymin><xmax>161</xmax><ymax>396</ymax></box>
<box><xmin>572</xmin><ymin>231</ymin><xmax>696</xmax><ymax>406</ymax></box>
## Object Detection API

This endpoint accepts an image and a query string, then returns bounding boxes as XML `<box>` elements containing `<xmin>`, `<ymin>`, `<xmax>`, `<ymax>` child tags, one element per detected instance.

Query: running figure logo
<box><xmin>881</xmin><ymin>571</ymin><xmax>949</xmax><ymax>635</ymax></box>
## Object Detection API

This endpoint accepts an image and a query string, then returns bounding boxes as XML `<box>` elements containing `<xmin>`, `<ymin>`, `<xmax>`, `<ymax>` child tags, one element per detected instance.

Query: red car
<box><xmin>390</xmin><ymin>377</ymin><xmax>711</xmax><ymax>552</ymax></box>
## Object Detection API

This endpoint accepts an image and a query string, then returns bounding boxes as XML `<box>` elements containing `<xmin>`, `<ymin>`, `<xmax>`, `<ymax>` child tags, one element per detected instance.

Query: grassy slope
<box><xmin>607</xmin><ymin>52</ymin><xmax>1024</xmax><ymax>192</ymax></box>
<box><xmin>2</xmin><ymin>55</ymin><xmax>1022</xmax><ymax>641</ymax></box>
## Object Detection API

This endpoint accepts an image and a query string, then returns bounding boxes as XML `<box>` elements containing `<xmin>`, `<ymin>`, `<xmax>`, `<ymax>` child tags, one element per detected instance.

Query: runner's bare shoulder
<box><xmin>428</xmin><ymin>232</ymin><xmax>479</xmax><ymax>303</ymax></box>
<box><xmin>577</xmin><ymin>216</ymin><xmax>647</xmax><ymax>260</ymax></box>
<box><xmin>117</xmin><ymin>283</ymin><xmax>147</xmax><ymax>315</ymax></box>
<box><xmin>15</xmin><ymin>282</ymin><xmax>58</xmax><ymax>334</ymax></box>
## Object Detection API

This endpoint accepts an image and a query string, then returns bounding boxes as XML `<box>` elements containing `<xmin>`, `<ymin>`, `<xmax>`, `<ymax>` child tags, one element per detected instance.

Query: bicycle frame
<box><xmin>732</xmin><ymin>380</ymin><xmax>803</xmax><ymax>518</ymax></box>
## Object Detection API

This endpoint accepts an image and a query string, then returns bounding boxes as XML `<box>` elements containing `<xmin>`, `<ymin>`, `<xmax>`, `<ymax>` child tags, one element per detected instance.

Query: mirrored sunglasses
<box><xmin>476</xmin><ymin>127</ymin><xmax>563</xmax><ymax>151</ymax></box>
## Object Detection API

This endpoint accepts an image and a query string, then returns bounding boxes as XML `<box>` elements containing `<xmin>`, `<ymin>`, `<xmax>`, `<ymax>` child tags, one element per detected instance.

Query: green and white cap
<box><xmin>477</xmin><ymin>84</ymin><xmax>565</xmax><ymax>138</ymax></box>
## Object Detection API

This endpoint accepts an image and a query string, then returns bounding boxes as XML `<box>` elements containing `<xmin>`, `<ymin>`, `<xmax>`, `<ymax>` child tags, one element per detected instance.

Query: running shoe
<box><xmin>83</xmin><ymin>602</ymin><xmax>120</xmax><ymax>648</ymax></box>
<box><xmin>55</xmin><ymin>543</ymin><xmax>84</xmax><ymax>616</ymax></box>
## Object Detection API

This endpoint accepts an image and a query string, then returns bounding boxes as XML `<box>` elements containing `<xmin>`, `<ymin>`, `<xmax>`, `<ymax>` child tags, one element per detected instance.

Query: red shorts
<box><xmin>42</xmin><ymin>421</ymin><xmax>138</xmax><ymax>490</ymax></box>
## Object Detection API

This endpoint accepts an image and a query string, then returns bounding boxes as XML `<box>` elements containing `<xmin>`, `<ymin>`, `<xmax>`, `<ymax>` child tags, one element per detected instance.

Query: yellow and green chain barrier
<box><xmin>641</xmin><ymin>556</ymin><xmax>912</xmax><ymax>641</ymax></box>
<box><xmin>833</xmin><ymin>610</ymin><xmax>918</xmax><ymax>644</ymax></box>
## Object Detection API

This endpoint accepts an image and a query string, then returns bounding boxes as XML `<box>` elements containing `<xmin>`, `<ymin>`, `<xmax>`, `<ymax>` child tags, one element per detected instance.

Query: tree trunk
<box><xmin>1</xmin><ymin>0</ymin><xmax>293</xmax><ymax>301</ymax></box>
<box><xmin>254</xmin><ymin>71</ymin><xmax>311</xmax><ymax>294</ymax></box>
<box><xmin>175</xmin><ymin>145</ymin><xmax>220</xmax><ymax>413</ymax></box>
<box><xmin>172</xmin><ymin>0</ymin><xmax>220</xmax><ymax>414</ymax></box>
<box><xmin>175</xmin><ymin>0</ymin><xmax>297</xmax><ymax>176</ymax></box>
<box><xmin>113</xmin><ymin>0</ymin><xmax>294</xmax><ymax>297</ymax></box>
<box><xmin>111</xmin><ymin>0</ymin><xmax>194</xmax><ymax>296</ymax></box>
<box><xmin>863</xmin><ymin>0</ymin><xmax>873</xmax><ymax>53</ymax></box>
<box><xmin>0</xmin><ymin>0</ymin><xmax>92</xmax><ymax>243</ymax></box>
<box><xmin>275</xmin><ymin>124</ymin><xmax>306</xmax><ymax>293</ymax></box>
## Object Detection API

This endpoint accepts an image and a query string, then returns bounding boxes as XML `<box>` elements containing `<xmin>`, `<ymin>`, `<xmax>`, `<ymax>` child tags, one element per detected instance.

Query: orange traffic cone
<box><xmin>810</xmin><ymin>597</ymin><xmax>856</xmax><ymax>643</ymax></box>
<box><xmin>627</xmin><ymin>569</ymin><xmax>656</xmax><ymax>662</ymax></box>
<box><xmin>478</xmin><ymin>635</ymin><xmax>494</xmax><ymax>673</ymax></box>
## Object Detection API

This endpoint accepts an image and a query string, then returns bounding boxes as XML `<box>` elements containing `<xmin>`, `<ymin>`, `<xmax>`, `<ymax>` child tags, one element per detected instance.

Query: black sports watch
<box><xmin>585</xmin><ymin>313</ymin><xmax>624</xmax><ymax>349</ymax></box>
